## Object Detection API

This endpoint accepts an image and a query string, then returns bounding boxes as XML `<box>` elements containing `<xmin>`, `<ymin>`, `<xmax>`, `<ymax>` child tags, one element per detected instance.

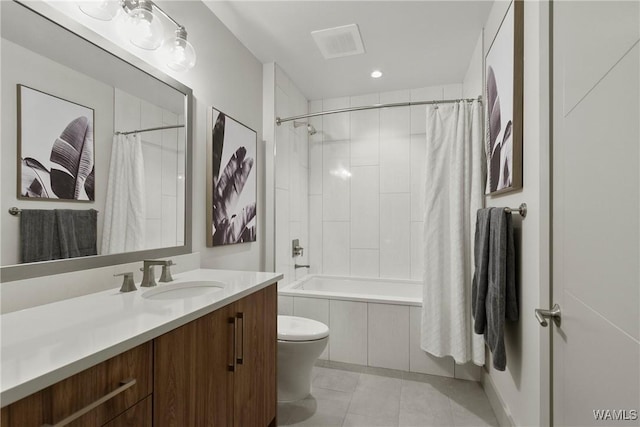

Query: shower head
<box><xmin>307</xmin><ymin>124</ymin><xmax>317</xmax><ymax>135</ymax></box>
<box><xmin>293</xmin><ymin>121</ymin><xmax>317</xmax><ymax>136</ymax></box>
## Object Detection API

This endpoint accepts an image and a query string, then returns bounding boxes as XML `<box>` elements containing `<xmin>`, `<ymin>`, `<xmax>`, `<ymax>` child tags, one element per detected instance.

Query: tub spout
<box><xmin>294</xmin><ymin>264</ymin><xmax>310</xmax><ymax>269</ymax></box>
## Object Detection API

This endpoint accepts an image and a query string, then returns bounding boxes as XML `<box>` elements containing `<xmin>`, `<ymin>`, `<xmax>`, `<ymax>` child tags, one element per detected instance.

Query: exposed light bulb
<box><xmin>124</xmin><ymin>0</ymin><xmax>164</xmax><ymax>50</ymax></box>
<box><xmin>78</xmin><ymin>0</ymin><xmax>120</xmax><ymax>21</ymax></box>
<box><xmin>371</xmin><ymin>70</ymin><xmax>383</xmax><ymax>79</ymax></box>
<box><xmin>161</xmin><ymin>27</ymin><xmax>196</xmax><ymax>72</ymax></box>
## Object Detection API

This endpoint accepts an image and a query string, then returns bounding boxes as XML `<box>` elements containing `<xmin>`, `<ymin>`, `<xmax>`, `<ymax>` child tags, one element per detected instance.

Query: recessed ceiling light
<box><xmin>371</xmin><ymin>70</ymin><xmax>383</xmax><ymax>79</ymax></box>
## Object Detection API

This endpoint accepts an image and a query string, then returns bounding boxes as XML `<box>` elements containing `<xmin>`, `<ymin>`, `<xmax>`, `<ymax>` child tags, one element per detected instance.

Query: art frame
<box><xmin>206</xmin><ymin>106</ymin><xmax>257</xmax><ymax>247</ymax></box>
<box><xmin>485</xmin><ymin>0</ymin><xmax>523</xmax><ymax>195</ymax></box>
<box><xmin>18</xmin><ymin>84</ymin><xmax>96</xmax><ymax>201</ymax></box>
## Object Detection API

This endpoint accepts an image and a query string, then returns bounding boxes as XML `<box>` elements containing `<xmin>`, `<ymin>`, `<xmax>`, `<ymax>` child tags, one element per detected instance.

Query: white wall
<box><xmin>308</xmin><ymin>84</ymin><xmax>463</xmax><ymax>279</ymax></box>
<box><xmin>462</xmin><ymin>1</ymin><xmax>550</xmax><ymax>426</ymax></box>
<box><xmin>152</xmin><ymin>1</ymin><xmax>265</xmax><ymax>271</ymax></box>
<box><xmin>274</xmin><ymin>65</ymin><xmax>309</xmax><ymax>286</ymax></box>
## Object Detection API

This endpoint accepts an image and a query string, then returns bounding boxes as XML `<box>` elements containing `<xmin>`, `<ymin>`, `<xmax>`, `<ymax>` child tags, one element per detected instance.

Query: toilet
<box><xmin>277</xmin><ymin>315</ymin><xmax>329</xmax><ymax>402</ymax></box>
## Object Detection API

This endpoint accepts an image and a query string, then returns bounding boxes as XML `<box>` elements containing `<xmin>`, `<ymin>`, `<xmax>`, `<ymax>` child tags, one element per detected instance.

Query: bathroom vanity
<box><xmin>0</xmin><ymin>269</ymin><xmax>280</xmax><ymax>427</ymax></box>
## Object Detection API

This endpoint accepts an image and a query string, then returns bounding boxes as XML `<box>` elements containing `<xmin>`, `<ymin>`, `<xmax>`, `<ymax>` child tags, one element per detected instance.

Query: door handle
<box><xmin>535</xmin><ymin>304</ymin><xmax>561</xmax><ymax>327</ymax></box>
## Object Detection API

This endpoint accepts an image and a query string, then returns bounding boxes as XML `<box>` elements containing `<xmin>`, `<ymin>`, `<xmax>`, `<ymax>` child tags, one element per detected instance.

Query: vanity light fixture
<box><xmin>78</xmin><ymin>0</ymin><xmax>121</xmax><ymax>21</ymax></box>
<box><xmin>78</xmin><ymin>0</ymin><xmax>197</xmax><ymax>71</ymax></box>
<box><xmin>162</xmin><ymin>26</ymin><xmax>197</xmax><ymax>71</ymax></box>
<box><xmin>124</xmin><ymin>0</ymin><xmax>163</xmax><ymax>50</ymax></box>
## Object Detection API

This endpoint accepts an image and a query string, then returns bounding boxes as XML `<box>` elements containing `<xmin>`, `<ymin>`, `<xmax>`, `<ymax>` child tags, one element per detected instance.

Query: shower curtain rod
<box><xmin>115</xmin><ymin>124</ymin><xmax>185</xmax><ymax>136</ymax></box>
<box><xmin>276</xmin><ymin>96</ymin><xmax>482</xmax><ymax>125</ymax></box>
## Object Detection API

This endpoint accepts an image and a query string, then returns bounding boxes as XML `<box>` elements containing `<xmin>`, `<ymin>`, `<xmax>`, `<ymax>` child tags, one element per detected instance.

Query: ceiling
<box><xmin>205</xmin><ymin>1</ymin><xmax>493</xmax><ymax>100</ymax></box>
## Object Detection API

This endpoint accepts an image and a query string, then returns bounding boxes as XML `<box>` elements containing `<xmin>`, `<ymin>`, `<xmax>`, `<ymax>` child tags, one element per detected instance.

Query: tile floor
<box><xmin>277</xmin><ymin>363</ymin><xmax>499</xmax><ymax>427</ymax></box>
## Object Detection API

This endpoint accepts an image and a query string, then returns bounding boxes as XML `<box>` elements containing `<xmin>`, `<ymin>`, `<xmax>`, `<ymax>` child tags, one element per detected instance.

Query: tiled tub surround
<box><xmin>279</xmin><ymin>276</ymin><xmax>481</xmax><ymax>381</ymax></box>
<box><xmin>307</xmin><ymin>84</ymin><xmax>463</xmax><ymax>280</ymax></box>
<box><xmin>1</xmin><ymin>268</ymin><xmax>282</xmax><ymax>406</ymax></box>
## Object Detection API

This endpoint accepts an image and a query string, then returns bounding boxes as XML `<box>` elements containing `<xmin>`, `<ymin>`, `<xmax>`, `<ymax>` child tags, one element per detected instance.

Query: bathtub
<box><xmin>279</xmin><ymin>275</ymin><xmax>422</xmax><ymax>306</ymax></box>
<box><xmin>277</xmin><ymin>275</ymin><xmax>480</xmax><ymax>381</ymax></box>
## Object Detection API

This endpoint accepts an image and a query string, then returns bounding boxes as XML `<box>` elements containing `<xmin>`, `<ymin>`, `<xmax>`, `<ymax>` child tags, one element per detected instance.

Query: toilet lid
<box><xmin>277</xmin><ymin>315</ymin><xmax>329</xmax><ymax>342</ymax></box>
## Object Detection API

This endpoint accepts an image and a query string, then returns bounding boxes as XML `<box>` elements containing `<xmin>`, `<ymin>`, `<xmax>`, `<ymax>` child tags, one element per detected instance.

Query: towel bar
<box><xmin>504</xmin><ymin>203</ymin><xmax>527</xmax><ymax>218</ymax></box>
<box><xmin>8</xmin><ymin>207</ymin><xmax>99</xmax><ymax>216</ymax></box>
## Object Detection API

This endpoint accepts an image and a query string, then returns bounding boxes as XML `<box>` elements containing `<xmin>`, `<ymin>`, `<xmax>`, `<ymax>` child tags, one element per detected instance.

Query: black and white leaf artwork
<box><xmin>487</xmin><ymin>66</ymin><xmax>502</xmax><ymax>193</ymax></box>
<box><xmin>210</xmin><ymin>110</ymin><xmax>257</xmax><ymax>246</ymax></box>
<box><xmin>18</xmin><ymin>86</ymin><xmax>95</xmax><ymax>201</ymax></box>
<box><xmin>21</xmin><ymin>157</ymin><xmax>52</xmax><ymax>198</ymax></box>
<box><xmin>84</xmin><ymin>167</ymin><xmax>95</xmax><ymax>201</ymax></box>
<box><xmin>50</xmin><ymin>116</ymin><xmax>94</xmax><ymax>200</ymax></box>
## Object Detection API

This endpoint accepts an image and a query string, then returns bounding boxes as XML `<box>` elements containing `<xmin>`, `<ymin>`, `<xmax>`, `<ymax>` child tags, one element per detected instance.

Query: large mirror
<box><xmin>1</xmin><ymin>1</ymin><xmax>192</xmax><ymax>281</ymax></box>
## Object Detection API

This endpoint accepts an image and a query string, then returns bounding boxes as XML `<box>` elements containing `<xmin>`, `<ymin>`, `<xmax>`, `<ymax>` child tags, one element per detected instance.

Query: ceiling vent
<box><xmin>311</xmin><ymin>24</ymin><xmax>365</xmax><ymax>59</ymax></box>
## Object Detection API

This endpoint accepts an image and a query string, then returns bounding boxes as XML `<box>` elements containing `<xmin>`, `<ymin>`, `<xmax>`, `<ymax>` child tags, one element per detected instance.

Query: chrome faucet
<box><xmin>141</xmin><ymin>259</ymin><xmax>175</xmax><ymax>287</ymax></box>
<box><xmin>294</xmin><ymin>264</ymin><xmax>310</xmax><ymax>269</ymax></box>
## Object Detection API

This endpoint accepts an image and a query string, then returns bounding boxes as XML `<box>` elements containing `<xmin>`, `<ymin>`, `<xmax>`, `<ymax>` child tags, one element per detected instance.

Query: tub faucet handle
<box><xmin>115</xmin><ymin>272</ymin><xmax>137</xmax><ymax>293</ymax></box>
<box><xmin>292</xmin><ymin>239</ymin><xmax>304</xmax><ymax>257</ymax></box>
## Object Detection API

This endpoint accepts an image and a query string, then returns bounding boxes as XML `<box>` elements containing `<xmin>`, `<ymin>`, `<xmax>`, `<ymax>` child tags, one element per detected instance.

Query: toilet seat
<box><xmin>277</xmin><ymin>315</ymin><xmax>329</xmax><ymax>342</ymax></box>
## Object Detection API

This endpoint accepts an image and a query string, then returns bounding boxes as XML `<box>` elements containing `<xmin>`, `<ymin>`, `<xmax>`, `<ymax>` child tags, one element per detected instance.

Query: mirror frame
<box><xmin>0</xmin><ymin>1</ymin><xmax>193</xmax><ymax>282</ymax></box>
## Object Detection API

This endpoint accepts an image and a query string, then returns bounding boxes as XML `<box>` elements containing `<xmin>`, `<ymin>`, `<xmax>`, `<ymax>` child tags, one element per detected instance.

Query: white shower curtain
<box><xmin>420</xmin><ymin>100</ymin><xmax>485</xmax><ymax>366</ymax></box>
<box><xmin>101</xmin><ymin>134</ymin><xmax>146</xmax><ymax>254</ymax></box>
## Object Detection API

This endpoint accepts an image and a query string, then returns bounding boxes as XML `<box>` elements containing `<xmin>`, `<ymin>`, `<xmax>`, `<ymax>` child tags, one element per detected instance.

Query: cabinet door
<box><xmin>154</xmin><ymin>304</ymin><xmax>234</xmax><ymax>427</ymax></box>
<box><xmin>232</xmin><ymin>285</ymin><xmax>277</xmax><ymax>427</ymax></box>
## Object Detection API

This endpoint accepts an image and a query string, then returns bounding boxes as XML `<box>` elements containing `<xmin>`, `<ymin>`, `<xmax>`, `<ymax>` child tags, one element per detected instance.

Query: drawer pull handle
<box><xmin>42</xmin><ymin>378</ymin><xmax>136</xmax><ymax>427</ymax></box>
<box><xmin>236</xmin><ymin>312</ymin><xmax>244</xmax><ymax>365</ymax></box>
<box><xmin>228</xmin><ymin>317</ymin><xmax>236</xmax><ymax>372</ymax></box>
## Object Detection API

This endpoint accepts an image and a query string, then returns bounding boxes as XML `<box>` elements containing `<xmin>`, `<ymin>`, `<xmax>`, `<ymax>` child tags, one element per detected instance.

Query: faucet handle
<box><xmin>160</xmin><ymin>261</ymin><xmax>176</xmax><ymax>283</ymax></box>
<box><xmin>115</xmin><ymin>272</ymin><xmax>137</xmax><ymax>293</ymax></box>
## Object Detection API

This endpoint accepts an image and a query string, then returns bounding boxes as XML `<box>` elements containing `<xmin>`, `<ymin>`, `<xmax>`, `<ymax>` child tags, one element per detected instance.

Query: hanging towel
<box><xmin>101</xmin><ymin>133</ymin><xmax>146</xmax><ymax>254</ymax></box>
<box><xmin>20</xmin><ymin>209</ymin><xmax>58</xmax><ymax>263</ymax></box>
<box><xmin>56</xmin><ymin>209</ymin><xmax>98</xmax><ymax>259</ymax></box>
<box><xmin>20</xmin><ymin>209</ymin><xmax>97</xmax><ymax>263</ymax></box>
<box><xmin>420</xmin><ymin>100</ymin><xmax>485</xmax><ymax>366</ymax></box>
<box><xmin>471</xmin><ymin>208</ymin><xmax>492</xmax><ymax>333</ymax></box>
<box><xmin>472</xmin><ymin>207</ymin><xmax>518</xmax><ymax>371</ymax></box>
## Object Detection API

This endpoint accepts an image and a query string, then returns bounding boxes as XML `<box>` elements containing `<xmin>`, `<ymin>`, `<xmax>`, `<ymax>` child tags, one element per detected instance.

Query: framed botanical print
<box><xmin>206</xmin><ymin>107</ymin><xmax>257</xmax><ymax>247</ymax></box>
<box><xmin>18</xmin><ymin>85</ymin><xmax>95</xmax><ymax>201</ymax></box>
<box><xmin>485</xmin><ymin>0</ymin><xmax>523</xmax><ymax>195</ymax></box>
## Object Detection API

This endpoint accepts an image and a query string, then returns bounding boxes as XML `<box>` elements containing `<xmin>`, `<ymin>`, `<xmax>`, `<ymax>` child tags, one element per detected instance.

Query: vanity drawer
<box><xmin>102</xmin><ymin>396</ymin><xmax>152</xmax><ymax>427</ymax></box>
<box><xmin>3</xmin><ymin>342</ymin><xmax>152</xmax><ymax>427</ymax></box>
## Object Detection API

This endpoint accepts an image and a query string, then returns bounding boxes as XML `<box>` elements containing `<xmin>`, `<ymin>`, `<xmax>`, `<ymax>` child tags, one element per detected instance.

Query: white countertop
<box><xmin>0</xmin><ymin>268</ymin><xmax>282</xmax><ymax>406</ymax></box>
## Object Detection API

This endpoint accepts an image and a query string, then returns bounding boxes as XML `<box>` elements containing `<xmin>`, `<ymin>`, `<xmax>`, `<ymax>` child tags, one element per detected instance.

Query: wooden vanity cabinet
<box><xmin>154</xmin><ymin>284</ymin><xmax>277</xmax><ymax>427</ymax></box>
<box><xmin>1</xmin><ymin>342</ymin><xmax>152</xmax><ymax>427</ymax></box>
<box><xmin>0</xmin><ymin>284</ymin><xmax>277</xmax><ymax>427</ymax></box>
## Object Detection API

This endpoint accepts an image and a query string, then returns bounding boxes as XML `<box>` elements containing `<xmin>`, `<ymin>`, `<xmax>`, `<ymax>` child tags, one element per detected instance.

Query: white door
<box><xmin>551</xmin><ymin>1</ymin><xmax>640</xmax><ymax>426</ymax></box>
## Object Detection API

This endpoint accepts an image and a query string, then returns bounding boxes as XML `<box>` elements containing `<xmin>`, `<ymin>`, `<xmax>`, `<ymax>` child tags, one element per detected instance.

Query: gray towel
<box><xmin>20</xmin><ymin>210</ymin><xmax>58</xmax><ymax>263</ymax></box>
<box><xmin>472</xmin><ymin>208</ymin><xmax>492</xmax><ymax>333</ymax></box>
<box><xmin>20</xmin><ymin>209</ymin><xmax>97</xmax><ymax>263</ymax></box>
<box><xmin>56</xmin><ymin>209</ymin><xmax>98</xmax><ymax>259</ymax></box>
<box><xmin>471</xmin><ymin>207</ymin><xmax>518</xmax><ymax>371</ymax></box>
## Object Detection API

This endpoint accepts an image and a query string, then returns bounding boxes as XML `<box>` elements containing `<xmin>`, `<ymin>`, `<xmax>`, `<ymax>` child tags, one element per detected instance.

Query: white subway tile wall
<box><xmin>308</xmin><ymin>84</ymin><xmax>459</xmax><ymax>279</ymax></box>
<box><xmin>274</xmin><ymin>65</ymin><xmax>310</xmax><ymax>285</ymax></box>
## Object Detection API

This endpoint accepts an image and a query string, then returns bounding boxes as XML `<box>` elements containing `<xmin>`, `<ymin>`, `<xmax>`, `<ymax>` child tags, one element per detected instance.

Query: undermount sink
<box><xmin>141</xmin><ymin>281</ymin><xmax>226</xmax><ymax>300</ymax></box>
